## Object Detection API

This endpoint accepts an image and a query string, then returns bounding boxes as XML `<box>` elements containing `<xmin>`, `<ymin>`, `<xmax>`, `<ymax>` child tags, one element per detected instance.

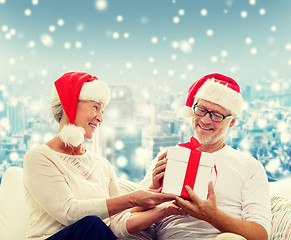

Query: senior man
<box><xmin>140</xmin><ymin>73</ymin><xmax>271</xmax><ymax>240</ymax></box>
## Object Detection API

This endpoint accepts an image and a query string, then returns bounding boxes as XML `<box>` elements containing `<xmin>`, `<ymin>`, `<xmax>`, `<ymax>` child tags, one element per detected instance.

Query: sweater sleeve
<box><xmin>23</xmin><ymin>147</ymin><xmax>109</xmax><ymax>226</ymax></box>
<box><xmin>106</xmin><ymin>165</ymin><xmax>131</xmax><ymax>238</ymax></box>
<box><xmin>241</xmin><ymin>158</ymin><xmax>272</xmax><ymax>238</ymax></box>
<box><xmin>109</xmin><ymin>210</ymin><xmax>131</xmax><ymax>238</ymax></box>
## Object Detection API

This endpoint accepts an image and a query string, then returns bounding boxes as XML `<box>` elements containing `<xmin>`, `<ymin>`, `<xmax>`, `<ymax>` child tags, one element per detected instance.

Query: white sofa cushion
<box><xmin>269</xmin><ymin>177</ymin><xmax>291</xmax><ymax>199</ymax></box>
<box><xmin>0</xmin><ymin>167</ymin><xmax>29</xmax><ymax>240</ymax></box>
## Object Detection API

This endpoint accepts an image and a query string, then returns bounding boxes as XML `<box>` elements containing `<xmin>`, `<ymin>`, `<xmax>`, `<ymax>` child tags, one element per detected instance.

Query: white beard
<box><xmin>194</xmin><ymin>126</ymin><xmax>228</xmax><ymax>146</ymax></box>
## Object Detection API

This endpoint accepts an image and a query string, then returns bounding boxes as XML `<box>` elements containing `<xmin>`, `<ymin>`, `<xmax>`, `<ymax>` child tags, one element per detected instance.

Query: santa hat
<box><xmin>53</xmin><ymin>72</ymin><xmax>111</xmax><ymax>147</ymax></box>
<box><xmin>181</xmin><ymin>73</ymin><xmax>243</xmax><ymax>118</ymax></box>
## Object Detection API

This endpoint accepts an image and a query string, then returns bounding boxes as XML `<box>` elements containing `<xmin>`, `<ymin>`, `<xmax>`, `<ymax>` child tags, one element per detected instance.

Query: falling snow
<box><xmin>0</xmin><ymin>0</ymin><xmax>290</xmax><ymax>181</ymax></box>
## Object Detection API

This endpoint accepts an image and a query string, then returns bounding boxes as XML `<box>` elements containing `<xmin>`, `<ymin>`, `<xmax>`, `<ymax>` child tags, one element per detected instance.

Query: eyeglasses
<box><xmin>193</xmin><ymin>104</ymin><xmax>232</xmax><ymax>122</ymax></box>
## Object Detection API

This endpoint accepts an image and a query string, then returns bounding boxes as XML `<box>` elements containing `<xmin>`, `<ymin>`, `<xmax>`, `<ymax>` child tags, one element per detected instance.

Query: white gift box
<box><xmin>161</xmin><ymin>146</ymin><xmax>215</xmax><ymax>200</ymax></box>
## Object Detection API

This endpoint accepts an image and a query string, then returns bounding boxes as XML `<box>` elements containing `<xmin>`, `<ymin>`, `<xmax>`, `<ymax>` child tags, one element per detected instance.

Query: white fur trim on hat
<box><xmin>195</xmin><ymin>79</ymin><xmax>243</xmax><ymax>116</ymax></box>
<box><xmin>57</xmin><ymin>124</ymin><xmax>85</xmax><ymax>147</ymax></box>
<box><xmin>79</xmin><ymin>80</ymin><xmax>111</xmax><ymax>105</ymax></box>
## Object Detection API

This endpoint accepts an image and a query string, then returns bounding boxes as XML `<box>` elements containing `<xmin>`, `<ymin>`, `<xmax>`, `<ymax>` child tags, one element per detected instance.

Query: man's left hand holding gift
<box><xmin>176</xmin><ymin>183</ymin><xmax>217</xmax><ymax>222</ymax></box>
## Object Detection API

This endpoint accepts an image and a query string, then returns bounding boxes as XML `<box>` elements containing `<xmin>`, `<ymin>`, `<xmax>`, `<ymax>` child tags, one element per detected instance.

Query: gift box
<box><xmin>161</xmin><ymin>145</ymin><xmax>215</xmax><ymax>200</ymax></box>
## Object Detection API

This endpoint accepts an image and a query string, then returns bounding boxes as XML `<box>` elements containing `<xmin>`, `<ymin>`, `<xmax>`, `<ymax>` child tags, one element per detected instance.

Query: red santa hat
<box><xmin>53</xmin><ymin>72</ymin><xmax>111</xmax><ymax>147</ymax></box>
<box><xmin>181</xmin><ymin>73</ymin><xmax>243</xmax><ymax>118</ymax></box>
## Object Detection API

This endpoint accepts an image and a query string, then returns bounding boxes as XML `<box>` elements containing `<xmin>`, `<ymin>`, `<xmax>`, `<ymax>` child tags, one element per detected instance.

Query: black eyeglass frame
<box><xmin>193</xmin><ymin>104</ymin><xmax>232</xmax><ymax>122</ymax></box>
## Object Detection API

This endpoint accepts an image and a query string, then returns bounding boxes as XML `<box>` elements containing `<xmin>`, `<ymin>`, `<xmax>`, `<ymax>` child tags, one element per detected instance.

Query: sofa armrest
<box><xmin>0</xmin><ymin>167</ymin><xmax>28</xmax><ymax>240</ymax></box>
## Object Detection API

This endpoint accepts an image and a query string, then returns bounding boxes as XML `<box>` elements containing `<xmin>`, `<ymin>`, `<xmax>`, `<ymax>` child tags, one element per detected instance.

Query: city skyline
<box><xmin>0</xmin><ymin>81</ymin><xmax>290</xmax><ymax>182</ymax></box>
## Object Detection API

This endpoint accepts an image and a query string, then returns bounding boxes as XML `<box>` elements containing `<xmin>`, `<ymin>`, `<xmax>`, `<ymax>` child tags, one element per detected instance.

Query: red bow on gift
<box><xmin>178</xmin><ymin>137</ymin><xmax>200</xmax><ymax>150</ymax></box>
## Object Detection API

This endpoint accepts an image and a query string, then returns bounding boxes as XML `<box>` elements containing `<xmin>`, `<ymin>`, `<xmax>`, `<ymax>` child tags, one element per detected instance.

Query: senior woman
<box><xmin>23</xmin><ymin>72</ymin><xmax>183</xmax><ymax>240</ymax></box>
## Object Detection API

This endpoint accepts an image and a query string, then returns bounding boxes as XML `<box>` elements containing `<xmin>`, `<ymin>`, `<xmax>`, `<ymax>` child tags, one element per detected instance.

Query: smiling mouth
<box><xmin>199</xmin><ymin>124</ymin><xmax>213</xmax><ymax>131</ymax></box>
<box><xmin>89</xmin><ymin>123</ymin><xmax>97</xmax><ymax>129</ymax></box>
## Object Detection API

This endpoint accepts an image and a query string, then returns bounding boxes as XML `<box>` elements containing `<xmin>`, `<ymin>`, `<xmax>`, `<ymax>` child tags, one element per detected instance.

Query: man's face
<box><xmin>192</xmin><ymin>99</ymin><xmax>236</xmax><ymax>147</ymax></box>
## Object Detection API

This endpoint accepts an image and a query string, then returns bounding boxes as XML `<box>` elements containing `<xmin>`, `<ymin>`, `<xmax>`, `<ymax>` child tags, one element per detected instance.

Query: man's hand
<box><xmin>150</xmin><ymin>151</ymin><xmax>168</xmax><ymax>189</ymax></box>
<box><xmin>175</xmin><ymin>182</ymin><xmax>218</xmax><ymax>222</ymax></box>
<box><xmin>175</xmin><ymin>182</ymin><xmax>268</xmax><ymax>240</ymax></box>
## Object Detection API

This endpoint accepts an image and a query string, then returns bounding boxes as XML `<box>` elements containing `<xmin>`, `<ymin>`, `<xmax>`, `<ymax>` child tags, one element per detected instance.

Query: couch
<box><xmin>0</xmin><ymin>167</ymin><xmax>290</xmax><ymax>240</ymax></box>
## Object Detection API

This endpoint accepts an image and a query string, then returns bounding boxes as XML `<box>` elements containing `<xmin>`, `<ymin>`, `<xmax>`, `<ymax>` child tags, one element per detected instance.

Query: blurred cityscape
<box><xmin>0</xmin><ymin>78</ymin><xmax>290</xmax><ymax>183</ymax></box>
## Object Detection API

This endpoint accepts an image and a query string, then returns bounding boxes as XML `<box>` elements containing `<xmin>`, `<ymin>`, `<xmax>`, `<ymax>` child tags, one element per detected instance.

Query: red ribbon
<box><xmin>178</xmin><ymin>137</ymin><xmax>201</xmax><ymax>199</ymax></box>
<box><xmin>180</xmin><ymin>149</ymin><xmax>201</xmax><ymax>199</ymax></box>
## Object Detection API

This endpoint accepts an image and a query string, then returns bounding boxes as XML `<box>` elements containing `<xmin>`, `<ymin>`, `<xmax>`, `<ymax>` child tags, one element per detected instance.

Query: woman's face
<box><xmin>74</xmin><ymin>100</ymin><xmax>105</xmax><ymax>140</ymax></box>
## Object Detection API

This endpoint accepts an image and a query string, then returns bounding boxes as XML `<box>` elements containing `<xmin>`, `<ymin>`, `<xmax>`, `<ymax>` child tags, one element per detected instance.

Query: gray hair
<box><xmin>51</xmin><ymin>87</ymin><xmax>64</xmax><ymax>123</ymax></box>
<box><xmin>51</xmin><ymin>97</ymin><xmax>63</xmax><ymax>123</ymax></box>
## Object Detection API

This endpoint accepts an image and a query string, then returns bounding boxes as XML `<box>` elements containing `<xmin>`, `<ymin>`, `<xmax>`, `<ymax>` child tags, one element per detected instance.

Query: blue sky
<box><xmin>0</xmin><ymin>0</ymin><xmax>290</xmax><ymax>98</ymax></box>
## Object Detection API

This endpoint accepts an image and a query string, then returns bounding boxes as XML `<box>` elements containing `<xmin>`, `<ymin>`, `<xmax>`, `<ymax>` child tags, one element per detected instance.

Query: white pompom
<box><xmin>180</xmin><ymin>106</ymin><xmax>194</xmax><ymax>118</ymax></box>
<box><xmin>57</xmin><ymin>124</ymin><xmax>85</xmax><ymax>147</ymax></box>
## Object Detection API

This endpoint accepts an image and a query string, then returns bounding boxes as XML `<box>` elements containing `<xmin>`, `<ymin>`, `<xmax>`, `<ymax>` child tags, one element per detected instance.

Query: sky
<box><xmin>0</xmin><ymin>0</ymin><xmax>291</xmax><ymax>99</ymax></box>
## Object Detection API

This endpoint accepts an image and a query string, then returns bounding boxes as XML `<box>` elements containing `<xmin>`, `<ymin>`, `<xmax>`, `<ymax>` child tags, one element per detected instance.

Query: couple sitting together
<box><xmin>23</xmin><ymin>72</ymin><xmax>271</xmax><ymax>240</ymax></box>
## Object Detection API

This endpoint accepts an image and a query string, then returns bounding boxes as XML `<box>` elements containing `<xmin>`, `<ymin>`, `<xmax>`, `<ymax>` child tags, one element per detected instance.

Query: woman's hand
<box><xmin>126</xmin><ymin>200</ymin><xmax>187</xmax><ymax>234</ymax></box>
<box><xmin>158</xmin><ymin>201</ymin><xmax>188</xmax><ymax>217</ymax></box>
<box><xmin>150</xmin><ymin>151</ymin><xmax>168</xmax><ymax>190</ymax></box>
<box><xmin>107</xmin><ymin>187</ymin><xmax>175</xmax><ymax>217</ymax></box>
<box><xmin>130</xmin><ymin>188</ymin><xmax>176</xmax><ymax>210</ymax></box>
